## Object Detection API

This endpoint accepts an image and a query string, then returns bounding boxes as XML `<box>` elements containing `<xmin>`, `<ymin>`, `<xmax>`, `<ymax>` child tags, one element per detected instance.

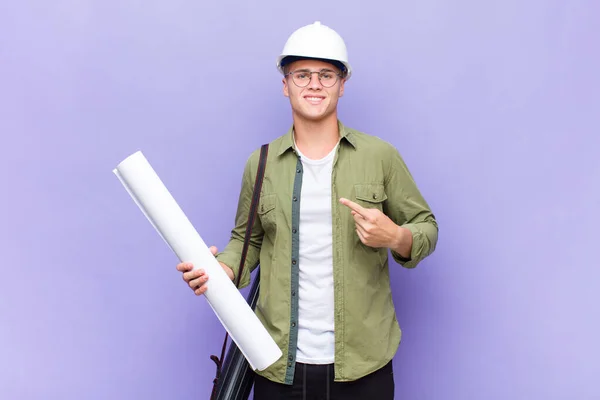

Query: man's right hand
<box><xmin>176</xmin><ymin>246</ymin><xmax>235</xmax><ymax>296</ymax></box>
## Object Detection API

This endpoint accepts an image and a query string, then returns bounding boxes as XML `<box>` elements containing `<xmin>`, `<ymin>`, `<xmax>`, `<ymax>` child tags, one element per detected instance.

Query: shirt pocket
<box><xmin>257</xmin><ymin>193</ymin><xmax>277</xmax><ymax>234</ymax></box>
<box><xmin>353</xmin><ymin>183</ymin><xmax>389</xmax><ymax>265</ymax></box>
<box><xmin>354</xmin><ymin>183</ymin><xmax>387</xmax><ymax>212</ymax></box>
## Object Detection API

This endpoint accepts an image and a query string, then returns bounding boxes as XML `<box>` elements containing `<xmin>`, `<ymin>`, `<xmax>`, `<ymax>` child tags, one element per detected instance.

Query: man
<box><xmin>177</xmin><ymin>21</ymin><xmax>438</xmax><ymax>399</ymax></box>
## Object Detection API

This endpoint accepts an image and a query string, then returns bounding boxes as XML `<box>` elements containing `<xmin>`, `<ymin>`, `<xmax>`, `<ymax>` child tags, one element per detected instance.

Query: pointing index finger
<box><xmin>339</xmin><ymin>197</ymin><xmax>366</xmax><ymax>216</ymax></box>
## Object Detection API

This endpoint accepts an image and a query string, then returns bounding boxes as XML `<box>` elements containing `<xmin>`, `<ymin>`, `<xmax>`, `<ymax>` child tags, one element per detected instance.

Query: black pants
<box><xmin>253</xmin><ymin>361</ymin><xmax>394</xmax><ymax>400</ymax></box>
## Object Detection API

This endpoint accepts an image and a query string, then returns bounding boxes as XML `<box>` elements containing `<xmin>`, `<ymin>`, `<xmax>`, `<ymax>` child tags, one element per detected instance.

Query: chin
<box><xmin>299</xmin><ymin>112</ymin><xmax>329</xmax><ymax>122</ymax></box>
<box><xmin>299</xmin><ymin>107</ymin><xmax>334</xmax><ymax>121</ymax></box>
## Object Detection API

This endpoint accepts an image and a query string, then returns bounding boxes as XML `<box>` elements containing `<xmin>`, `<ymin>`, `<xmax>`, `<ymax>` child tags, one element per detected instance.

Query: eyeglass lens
<box><xmin>291</xmin><ymin>70</ymin><xmax>338</xmax><ymax>87</ymax></box>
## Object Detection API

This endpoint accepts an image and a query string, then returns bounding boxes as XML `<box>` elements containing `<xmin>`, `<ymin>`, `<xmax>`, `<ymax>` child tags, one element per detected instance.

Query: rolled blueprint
<box><xmin>113</xmin><ymin>151</ymin><xmax>282</xmax><ymax>371</ymax></box>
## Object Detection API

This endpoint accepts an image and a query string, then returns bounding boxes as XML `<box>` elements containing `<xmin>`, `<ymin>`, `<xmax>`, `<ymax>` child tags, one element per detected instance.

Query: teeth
<box><xmin>306</xmin><ymin>97</ymin><xmax>322</xmax><ymax>101</ymax></box>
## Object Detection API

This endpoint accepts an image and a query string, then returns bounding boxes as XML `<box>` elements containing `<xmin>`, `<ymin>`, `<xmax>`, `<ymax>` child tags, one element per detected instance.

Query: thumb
<box><xmin>209</xmin><ymin>246</ymin><xmax>218</xmax><ymax>256</ymax></box>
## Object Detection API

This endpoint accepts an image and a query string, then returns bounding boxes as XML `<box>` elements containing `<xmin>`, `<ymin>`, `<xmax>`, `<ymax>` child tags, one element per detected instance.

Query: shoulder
<box><xmin>243</xmin><ymin>131</ymin><xmax>289</xmax><ymax>174</ymax></box>
<box><xmin>344</xmin><ymin>125</ymin><xmax>403</xmax><ymax>160</ymax></box>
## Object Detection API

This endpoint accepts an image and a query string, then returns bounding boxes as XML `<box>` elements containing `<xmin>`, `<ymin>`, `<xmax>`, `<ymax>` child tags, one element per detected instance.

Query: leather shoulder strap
<box><xmin>210</xmin><ymin>143</ymin><xmax>269</xmax><ymax>400</ymax></box>
<box><xmin>235</xmin><ymin>143</ymin><xmax>269</xmax><ymax>286</ymax></box>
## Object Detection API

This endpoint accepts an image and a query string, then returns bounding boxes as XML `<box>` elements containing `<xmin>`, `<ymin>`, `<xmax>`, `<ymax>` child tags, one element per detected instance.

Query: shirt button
<box><xmin>292</xmin><ymin>259</ymin><xmax>297</xmax><ymax>265</ymax></box>
<box><xmin>373</xmin><ymin>193</ymin><xmax>378</xmax><ymax>199</ymax></box>
<box><xmin>292</xmin><ymin>290</ymin><xmax>296</xmax><ymax>296</ymax></box>
<box><xmin>292</xmin><ymin>228</ymin><xmax>297</xmax><ymax>233</ymax></box>
<box><xmin>297</xmin><ymin>168</ymin><xmax>301</xmax><ymax>173</ymax></box>
<box><xmin>288</xmin><ymin>362</ymin><xmax>292</xmax><ymax>367</ymax></box>
<box><xmin>288</xmin><ymin>355</ymin><xmax>293</xmax><ymax>361</ymax></box>
<box><xmin>293</xmin><ymin>197</ymin><xmax>298</xmax><ymax>202</ymax></box>
<box><xmin>291</xmin><ymin>322</ymin><xmax>296</xmax><ymax>327</ymax></box>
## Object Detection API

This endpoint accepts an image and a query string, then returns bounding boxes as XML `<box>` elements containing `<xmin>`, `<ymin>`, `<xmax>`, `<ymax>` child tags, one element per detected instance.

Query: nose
<box><xmin>308</xmin><ymin>72</ymin><xmax>323</xmax><ymax>90</ymax></box>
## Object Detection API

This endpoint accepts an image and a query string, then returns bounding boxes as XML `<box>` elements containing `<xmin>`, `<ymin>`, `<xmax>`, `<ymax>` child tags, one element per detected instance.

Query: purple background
<box><xmin>1</xmin><ymin>1</ymin><xmax>599</xmax><ymax>399</ymax></box>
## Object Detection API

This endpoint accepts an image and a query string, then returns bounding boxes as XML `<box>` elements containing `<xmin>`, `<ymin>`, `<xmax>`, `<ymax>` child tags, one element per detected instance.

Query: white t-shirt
<box><xmin>294</xmin><ymin>142</ymin><xmax>338</xmax><ymax>364</ymax></box>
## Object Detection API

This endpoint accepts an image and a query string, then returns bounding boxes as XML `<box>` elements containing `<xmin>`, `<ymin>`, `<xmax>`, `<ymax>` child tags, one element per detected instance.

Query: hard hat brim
<box><xmin>279</xmin><ymin>56</ymin><xmax>346</xmax><ymax>75</ymax></box>
<box><xmin>277</xmin><ymin>55</ymin><xmax>352</xmax><ymax>79</ymax></box>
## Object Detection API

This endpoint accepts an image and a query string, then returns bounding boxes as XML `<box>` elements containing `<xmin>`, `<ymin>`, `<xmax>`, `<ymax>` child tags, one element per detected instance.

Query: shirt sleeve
<box><xmin>215</xmin><ymin>151</ymin><xmax>264</xmax><ymax>288</ymax></box>
<box><xmin>384</xmin><ymin>146</ymin><xmax>439</xmax><ymax>268</ymax></box>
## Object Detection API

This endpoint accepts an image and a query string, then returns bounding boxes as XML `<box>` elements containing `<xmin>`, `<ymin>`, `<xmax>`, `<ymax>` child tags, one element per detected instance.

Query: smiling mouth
<box><xmin>304</xmin><ymin>96</ymin><xmax>325</xmax><ymax>105</ymax></box>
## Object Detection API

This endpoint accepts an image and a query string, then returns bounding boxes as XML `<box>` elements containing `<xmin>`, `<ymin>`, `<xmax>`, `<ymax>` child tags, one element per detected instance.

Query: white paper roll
<box><xmin>113</xmin><ymin>151</ymin><xmax>282</xmax><ymax>371</ymax></box>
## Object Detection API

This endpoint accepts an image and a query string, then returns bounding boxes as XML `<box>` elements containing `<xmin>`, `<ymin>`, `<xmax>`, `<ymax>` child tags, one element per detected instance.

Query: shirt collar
<box><xmin>276</xmin><ymin>120</ymin><xmax>356</xmax><ymax>157</ymax></box>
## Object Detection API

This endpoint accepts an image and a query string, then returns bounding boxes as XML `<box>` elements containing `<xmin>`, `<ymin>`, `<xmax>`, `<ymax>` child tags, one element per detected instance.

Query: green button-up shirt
<box><xmin>216</xmin><ymin>120</ymin><xmax>438</xmax><ymax>384</ymax></box>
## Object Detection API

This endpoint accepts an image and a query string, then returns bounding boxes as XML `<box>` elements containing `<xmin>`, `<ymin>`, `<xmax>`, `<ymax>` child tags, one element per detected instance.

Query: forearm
<box><xmin>390</xmin><ymin>226</ymin><xmax>413</xmax><ymax>260</ymax></box>
<box><xmin>391</xmin><ymin>220</ymin><xmax>438</xmax><ymax>268</ymax></box>
<box><xmin>216</xmin><ymin>236</ymin><xmax>261</xmax><ymax>288</ymax></box>
<box><xmin>220</xmin><ymin>262</ymin><xmax>234</xmax><ymax>281</ymax></box>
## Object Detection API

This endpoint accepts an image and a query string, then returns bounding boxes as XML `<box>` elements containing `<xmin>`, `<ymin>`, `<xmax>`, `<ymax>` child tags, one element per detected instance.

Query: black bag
<box><xmin>210</xmin><ymin>143</ymin><xmax>269</xmax><ymax>400</ymax></box>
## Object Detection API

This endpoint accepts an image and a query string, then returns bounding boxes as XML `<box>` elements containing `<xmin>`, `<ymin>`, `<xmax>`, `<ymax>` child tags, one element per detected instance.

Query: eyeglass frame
<box><xmin>284</xmin><ymin>68</ymin><xmax>344</xmax><ymax>88</ymax></box>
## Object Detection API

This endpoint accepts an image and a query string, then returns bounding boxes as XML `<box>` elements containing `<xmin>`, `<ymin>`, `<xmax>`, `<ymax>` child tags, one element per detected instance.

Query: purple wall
<box><xmin>1</xmin><ymin>1</ymin><xmax>599</xmax><ymax>399</ymax></box>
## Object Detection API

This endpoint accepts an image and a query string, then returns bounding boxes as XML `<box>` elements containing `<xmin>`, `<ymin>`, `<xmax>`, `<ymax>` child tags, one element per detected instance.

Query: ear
<box><xmin>283</xmin><ymin>77</ymin><xmax>290</xmax><ymax>98</ymax></box>
<box><xmin>338</xmin><ymin>78</ymin><xmax>346</xmax><ymax>97</ymax></box>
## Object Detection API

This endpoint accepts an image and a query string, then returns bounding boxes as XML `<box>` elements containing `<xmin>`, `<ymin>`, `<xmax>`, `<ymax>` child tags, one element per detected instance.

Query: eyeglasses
<box><xmin>285</xmin><ymin>69</ymin><xmax>342</xmax><ymax>88</ymax></box>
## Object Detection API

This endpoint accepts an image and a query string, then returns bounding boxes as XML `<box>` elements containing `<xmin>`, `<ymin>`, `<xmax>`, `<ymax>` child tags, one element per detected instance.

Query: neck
<box><xmin>293</xmin><ymin>113</ymin><xmax>340</xmax><ymax>159</ymax></box>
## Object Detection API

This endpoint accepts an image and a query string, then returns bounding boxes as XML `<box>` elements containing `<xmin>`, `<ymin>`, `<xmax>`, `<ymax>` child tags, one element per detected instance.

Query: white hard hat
<box><xmin>276</xmin><ymin>21</ymin><xmax>352</xmax><ymax>80</ymax></box>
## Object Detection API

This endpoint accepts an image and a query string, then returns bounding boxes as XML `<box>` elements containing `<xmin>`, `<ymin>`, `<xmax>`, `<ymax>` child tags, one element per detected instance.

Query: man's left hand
<box><xmin>339</xmin><ymin>197</ymin><xmax>404</xmax><ymax>249</ymax></box>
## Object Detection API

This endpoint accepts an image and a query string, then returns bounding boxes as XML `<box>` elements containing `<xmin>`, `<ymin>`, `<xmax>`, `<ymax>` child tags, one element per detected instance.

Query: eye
<box><xmin>321</xmin><ymin>72</ymin><xmax>334</xmax><ymax>79</ymax></box>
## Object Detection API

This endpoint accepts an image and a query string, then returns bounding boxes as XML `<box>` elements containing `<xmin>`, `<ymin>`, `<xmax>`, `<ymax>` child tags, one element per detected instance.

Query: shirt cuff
<box><xmin>391</xmin><ymin>223</ymin><xmax>424</xmax><ymax>268</ymax></box>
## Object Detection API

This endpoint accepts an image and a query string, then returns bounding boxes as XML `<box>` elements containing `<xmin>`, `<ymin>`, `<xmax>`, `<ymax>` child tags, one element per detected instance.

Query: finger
<box><xmin>352</xmin><ymin>213</ymin><xmax>370</xmax><ymax>230</ymax></box>
<box><xmin>189</xmin><ymin>274</ymin><xmax>208</xmax><ymax>290</ymax></box>
<box><xmin>356</xmin><ymin>227</ymin><xmax>366</xmax><ymax>243</ymax></box>
<box><xmin>209</xmin><ymin>246</ymin><xmax>218</xmax><ymax>256</ymax></box>
<box><xmin>339</xmin><ymin>197</ymin><xmax>367</xmax><ymax>217</ymax></box>
<box><xmin>355</xmin><ymin>221</ymin><xmax>370</xmax><ymax>238</ymax></box>
<box><xmin>353</xmin><ymin>208</ymin><xmax>377</xmax><ymax>224</ymax></box>
<box><xmin>195</xmin><ymin>285</ymin><xmax>208</xmax><ymax>296</ymax></box>
<box><xmin>353</xmin><ymin>210</ymin><xmax>374</xmax><ymax>231</ymax></box>
<box><xmin>183</xmin><ymin>268</ymin><xmax>204</xmax><ymax>283</ymax></box>
<box><xmin>352</xmin><ymin>210</ymin><xmax>368</xmax><ymax>219</ymax></box>
<box><xmin>176</xmin><ymin>262</ymin><xmax>193</xmax><ymax>272</ymax></box>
